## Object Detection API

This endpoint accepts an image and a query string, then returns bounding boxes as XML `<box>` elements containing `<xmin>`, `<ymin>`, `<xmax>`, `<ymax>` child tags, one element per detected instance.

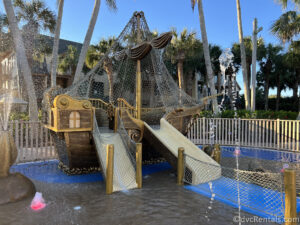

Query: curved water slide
<box><xmin>144</xmin><ymin>118</ymin><xmax>221</xmax><ymax>185</ymax></box>
<box><xmin>92</xmin><ymin>120</ymin><xmax>137</xmax><ymax>192</ymax></box>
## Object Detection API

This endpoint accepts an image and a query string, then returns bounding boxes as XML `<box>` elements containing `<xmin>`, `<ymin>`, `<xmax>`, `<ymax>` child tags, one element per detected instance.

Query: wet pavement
<box><xmin>0</xmin><ymin>169</ymin><xmax>280</xmax><ymax>225</ymax></box>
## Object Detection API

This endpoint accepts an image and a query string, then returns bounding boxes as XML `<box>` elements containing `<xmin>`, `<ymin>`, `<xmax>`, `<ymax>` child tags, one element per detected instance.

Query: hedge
<box><xmin>198</xmin><ymin>110</ymin><xmax>298</xmax><ymax>120</ymax></box>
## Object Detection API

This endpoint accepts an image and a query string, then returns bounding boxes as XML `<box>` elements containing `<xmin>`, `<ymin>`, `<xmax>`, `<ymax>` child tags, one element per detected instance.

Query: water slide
<box><xmin>144</xmin><ymin>118</ymin><xmax>221</xmax><ymax>185</ymax></box>
<box><xmin>92</xmin><ymin>122</ymin><xmax>137</xmax><ymax>192</ymax></box>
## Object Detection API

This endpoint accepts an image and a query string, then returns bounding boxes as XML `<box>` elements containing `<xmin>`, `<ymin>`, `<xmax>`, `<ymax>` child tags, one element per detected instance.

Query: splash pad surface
<box><xmin>10</xmin><ymin>160</ymin><xmax>172</xmax><ymax>184</ymax></box>
<box><xmin>185</xmin><ymin>177</ymin><xmax>300</xmax><ymax>224</ymax></box>
<box><xmin>186</xmin><ymin>146</ymin><xmax>300</xmax><ymax>223</ymax></box>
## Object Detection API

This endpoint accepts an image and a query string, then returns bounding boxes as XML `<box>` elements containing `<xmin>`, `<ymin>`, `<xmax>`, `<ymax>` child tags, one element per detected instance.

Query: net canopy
<box><xmin>45</xmin><ymin>11</ymin><xmax>198</xmax><ymax>117</ymax></box>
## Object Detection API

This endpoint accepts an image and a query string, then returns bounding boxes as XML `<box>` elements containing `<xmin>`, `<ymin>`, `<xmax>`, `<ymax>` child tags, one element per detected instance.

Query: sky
<box><xmin>0</xmin><ymin>0</ymin><xmax>297</xmax><ymax>96</ymax></box>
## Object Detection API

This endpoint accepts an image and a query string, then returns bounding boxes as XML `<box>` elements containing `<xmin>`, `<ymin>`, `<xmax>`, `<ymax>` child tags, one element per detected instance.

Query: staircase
<box><xmin>95</xmin><ymin>109</ymin><xmax>109</xmax><ymax>127</ymax></box>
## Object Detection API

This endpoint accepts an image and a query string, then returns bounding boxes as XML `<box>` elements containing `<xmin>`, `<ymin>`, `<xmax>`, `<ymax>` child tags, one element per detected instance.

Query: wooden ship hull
<box><xmin>46</xmin><ymin>95</ymin><xmax>100</xmax><ymax>170</ymax></box>
<box><xmin>45</xmin><ymin>94</ymin><xmax>213</xmax><ymax>172</ymax></box>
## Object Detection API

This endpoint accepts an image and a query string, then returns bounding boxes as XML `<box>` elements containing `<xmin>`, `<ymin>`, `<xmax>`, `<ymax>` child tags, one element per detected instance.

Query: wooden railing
<box><xmin>117</xmin><ymin>98</ymin><xmax>137</xmax><ymax>117</ymax></box>
<box><xmin>117</xmin><ymin>98</ymin><xmax>166</xmax><ymax>118</ymax></box>
<box><xmin>7</xmin><ymin>121</ymin><xmax>57</xmax><ymax>163</ymax></box>
<box><xmin>89</xmin><ymin>98</ymin><xmax>109</xmax><ymax>110</ymax></box>
<box><xmin>187</xmin><ymin>118</ymin><xmax>300</xmax><ymax>151</ymax></box>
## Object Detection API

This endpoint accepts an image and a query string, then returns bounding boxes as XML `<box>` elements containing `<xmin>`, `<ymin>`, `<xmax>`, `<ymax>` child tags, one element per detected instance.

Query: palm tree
<box><xmin>85</xmin><ymin>38</ymin><xmax>115</xmax><ymax>69</ymax></box>
<box><xmin>191</xmin><ymin>0</ymin><xmax>219</xmax><ymax>113</ymax></box>
<box><xmin>50</xmin><ymin>0</ymin><xmax>64</xmax><ymax>87</ymax></box>
<box><xmin>73</xmin><ymin>0</ymin><xmax>117</xmax><ymax>83</ymax></box>
<box><xmin>284</xmin><ymin>41</ymin><xmax>300</xmax><ymax>110</ymax></box>
<box><xmin>276</xmin><ymin>0</ymin><xmax>300</xmax><ymax>9</ymax></box>
<box><xmin>271</xmin><ymin>11</ymin><xmax>300</xmax><ymax>110</ymax></box>
<box><xmin>235</xmin><ymin>0</ymin><xmax>250</xmax><ymax>110</ymax></box>
<box><xmin>257</xmin><ymin>43</ymin><xmax>283</xmax><ymax>110</ymax></box>
<box><xmin>13</xmin><ymin>0</ymin><xmax>56</xmax><ymax>66</ymax></box>
<box><xmin>85</xmin><ymin>38</ymin><xmax>115</xmax><ymax>102</ymax></box>
<box><xmin>271</xmin><ymin>11</ymin><xmax>300</xmax><ymax>44</ymax></box>
<box><xmin>273</xmin><ymin>54</ymin><xmax>289</xmax><ymax>111</ymax></box>
<box><xmin>58</xmin><ymin>45</ymin><xmax>79</xmax><ymax>77</ymax></box>
<box><xmin>165</xmin><ymin>29</ymin><xmax>196</xmax><ymax>93</ymax></box>
<box><xmin>3</xmin><ymin>0</ymin><xmax>39</xmax><ymax>121</ymax></box>
<box><xmin>251</xmin><ymin>18</ymin><xmax>262</xmax><ymax>111</ymax></box>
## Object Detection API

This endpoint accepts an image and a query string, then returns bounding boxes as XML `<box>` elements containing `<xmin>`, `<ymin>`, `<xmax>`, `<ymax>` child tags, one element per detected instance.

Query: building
<box><xmin>0</xmin><ymin>33</ymin><xmax>82</xmax><ymax>106</ymax></box>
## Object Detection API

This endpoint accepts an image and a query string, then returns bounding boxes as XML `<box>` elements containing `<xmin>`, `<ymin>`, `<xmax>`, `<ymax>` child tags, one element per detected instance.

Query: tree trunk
<box><xmin>177</xmin><ymin>60</ymin><xmax>184</xmax><ymax>90</ymax></box>
<box><xmin>264</xmin><ymin>73</ymin><xmax>270</xmax><ymax>110</ymax></box>
<box><xmin>51</xmin><ymin>0</ymin><xmax>64</xmax><ymax>87</ymax></box>
<box><xmin>292</xmin><ymin>69</ymin><xmax>299</xmax><ymax>99</ymax></box>
<box><xmin>197</xmin><ymin>0</ymin><xmax>219</xmax><ymax>114</ymax></box>
<box><xmin>296</xmin><ymin>69</ymin><xmax>300</xmax><ymax>113</ymax></box>
<box><xmin>276</xmin><ymin>74</ymin><xmax>281</xmax><ymax>111</ymax></box>
<box><xmin>228</xmin><ymin>75</ymin><xmax>233</xmax><ymax>109</ymax></box>
<box><xmin>186</xmin><ymin>70</ymin><xmax>194</xmax><ymax>96</ymax></box>
<box><xmin>73</xmin><ymin>0</ymin><xmax>101</xmax><ymax>83</ymax></box>
<box><xmin>103</xmin><ymin>59</ymin><xmax>114</xmax><ymax>103</ymax></box>
<box><xmin>3</xmin><ymin>0</ymin><xmax>39</xmax><ymax>121</ymax></box>
<box><xmin>236</xmin><ymin>0</ymin><xmax>250</xmax><ymax>110</ymax></box>
<box><xmin>251</xmin><ymin>18</ymin><xmax>257</xmax><ymax>112</ymax></box>
<box><xmin>177</xmin><ymin>59</ymin><xmax>184</xmax><ymax>105</ymax></box>
<box><xmin>217</xmin><ymin>72</ymin><xmax>221</xmax><ymax>93</ymax></box>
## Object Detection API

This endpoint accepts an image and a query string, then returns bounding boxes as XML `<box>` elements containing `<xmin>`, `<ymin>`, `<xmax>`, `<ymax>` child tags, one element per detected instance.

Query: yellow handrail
<box><xmin>117</xmin><ymin>98</ymin><xmax>166</xmax><ymax>118</ymax></box>
<box><xmin>117</xmin><ymin>98</ymin><xmax>136</xmax><ymax>117</ymax></box>
<box><xmin>89</xmin><ymin>98</ymin><xmax>109</xmax><ymax>110</ymax></box>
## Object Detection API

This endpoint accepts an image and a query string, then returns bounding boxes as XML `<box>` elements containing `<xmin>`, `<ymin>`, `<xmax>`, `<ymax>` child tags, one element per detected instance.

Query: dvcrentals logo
<box><xmin>233</xmin><ymin>216</ymin><xmax>300</xmax><ymax>223</ymax></box>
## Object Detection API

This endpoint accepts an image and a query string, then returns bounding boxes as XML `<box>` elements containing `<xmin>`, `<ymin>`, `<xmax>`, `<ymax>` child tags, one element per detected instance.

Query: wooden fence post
<box><xmin>114</xmin><ymin>108</ymin><xmax>119</xmax><ymax>133</ymax></box>
<box><xmin>284</xmin><ymin>169</ymin><xmax>297</xmax><ymax>225</ymax></box>
<box><xmin>177</xmin><ymin>147</ymin><xmax>184</xmax><ymax>185</ymax></box>
<box><xmin>106</xmin><ymin>144</ymin><xmax>114</xmax><ymax>194</ymax></box>
<box><xmin>213</xmin><ymin>144</ymin><xmax>221</xmax><ymax>164</ymax></box>
<box><xmin>136</xmin><ymin>143</ymin><xmax>142</xmax><ymax>188</ymax></box>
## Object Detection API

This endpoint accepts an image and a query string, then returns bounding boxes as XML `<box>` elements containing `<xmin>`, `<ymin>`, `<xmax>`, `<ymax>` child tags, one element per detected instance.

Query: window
<box><xmin>69</xmin><ymin>112</ymin><xmax>80</xmax><ymax>128</ymax></box>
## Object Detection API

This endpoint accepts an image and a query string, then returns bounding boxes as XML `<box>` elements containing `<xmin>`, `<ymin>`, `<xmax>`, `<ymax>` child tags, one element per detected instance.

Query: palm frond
<box><xmin>106</xmin><ymin>0</ymin><xmax>117</xmax><ymax>11</ymax></box>
<box><xmin>191</xmin><ymin>0</ymin><xmax>196</xmax><ymax>10</ymax></box>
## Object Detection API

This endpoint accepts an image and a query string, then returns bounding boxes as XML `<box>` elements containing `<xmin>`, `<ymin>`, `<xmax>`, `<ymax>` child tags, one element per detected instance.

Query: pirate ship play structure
<box><xmin>44</xmin><ymin>12</ymin><xmax>221</xmax><ymax>192</ymax></box>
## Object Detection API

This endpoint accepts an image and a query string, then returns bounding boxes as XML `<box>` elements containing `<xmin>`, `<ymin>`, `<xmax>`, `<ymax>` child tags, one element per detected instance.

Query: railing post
<box><xmin>177</xmin><ymin>147</ymin><xmax>184</xmax><ymax>185</ymax></box>
<box><xmin>136</xmin><ymin>143</ymin><xmax>142</xmax><ymax>188</ymax></box>
<box><xmin>297</xmin><ymin>121</ymin><xmax>299</xmax><ymax>151</ymax></box>
<box><xmin>277</xmin><ymin>119</ymin><xmax>280</xmax><ymax>150</ymax></box>
<box><xmin>202</xmin><ymin>117</ymin><xmax>206</xmax><ymax>144</ymax></box>
<box><xmin>106</xmin><ymin>144</ymin><xmax>114</xmax><ymax>194</ymax></box>
<box><xmin>284</xmin><ymin>169</ymin><xmax>297</xmax><ymax>225</ymax></box>
<box><xmin>213</xmin><ymin>144</ymin><xmax>221</xmax><ymax>164</ymax></box>
<box><xmin>114</xmin><ymin>108</ymin><xmax>119</xmax><ymax>133</ymax></box>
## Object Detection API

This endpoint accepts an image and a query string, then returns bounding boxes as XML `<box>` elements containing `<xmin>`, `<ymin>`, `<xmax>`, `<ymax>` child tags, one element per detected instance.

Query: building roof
<box><xmin>0</xmin><ymin>94</ymin><xmax>28</xmax><ymax>104</ymax></box>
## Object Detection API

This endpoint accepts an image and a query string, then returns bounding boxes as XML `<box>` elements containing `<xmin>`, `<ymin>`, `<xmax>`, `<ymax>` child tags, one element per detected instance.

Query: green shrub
<box><xmin>198</xmin><ymin>110</ymin><xmax>298</xmax><ymax>120</ymax></box>
<box><xmin>9</xmin><ymin>110</ymin><xmax>43</xmax><ymax>121</ymax></box>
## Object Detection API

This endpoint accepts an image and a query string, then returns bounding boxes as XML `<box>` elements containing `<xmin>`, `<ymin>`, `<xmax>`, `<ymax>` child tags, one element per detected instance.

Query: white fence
<box><xmin>7</xmin><ymin>121</ymin><xmax>57</xmax><ymax>163</ymax></box>
<box><xmin>6</xmin><ymin>118</ymin><xmax>300</xmax><ymax>164</ymax></box>
<box><xmin>187</xmin><ymin>118</ymin><xmax>300</xmax><ymax>151</ymax></box>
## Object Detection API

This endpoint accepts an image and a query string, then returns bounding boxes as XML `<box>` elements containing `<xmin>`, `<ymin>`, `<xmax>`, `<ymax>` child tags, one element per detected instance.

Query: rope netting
<box><xmin>92</xmin><ymin>113</ymin><xmax>137</xmax><ymax>191</ymax></box>
<box><xmin>183</xmin><ymin>151</ymin><xmax>285</xmax><ymax>220</ymax></box>
<box><xmin>44</xmin><ymin>12</ymin><xmax>199</xmax><ymax>125</ymax></box>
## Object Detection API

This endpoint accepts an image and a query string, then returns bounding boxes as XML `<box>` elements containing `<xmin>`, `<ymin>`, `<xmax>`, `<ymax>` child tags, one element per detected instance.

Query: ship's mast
<box><xmin>135</xmin><ymin>12</ymin><xmax>142</xmax><ymax>119</ymax></box>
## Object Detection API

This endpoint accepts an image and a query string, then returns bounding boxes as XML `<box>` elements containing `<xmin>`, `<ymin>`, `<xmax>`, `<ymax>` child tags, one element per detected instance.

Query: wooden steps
<box><xmin>95</xmin><ymin>109</ymin><xmax>109</xmax><ymax>127</ymax></box>
<box><xmin>64</xmin><ymin>132</ymin><xmax>99</xmax><ymax>168</ymax></box>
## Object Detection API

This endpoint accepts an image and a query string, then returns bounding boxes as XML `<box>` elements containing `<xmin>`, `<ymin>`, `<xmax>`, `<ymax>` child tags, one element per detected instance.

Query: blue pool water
<box><xmin>10</xmin><ymin>160</ymin><xmax>172</xmax><ymax>184</ymax></box>
<box><xmin>198</xmin><ymin>145</ymin><xmax>300</xmax><ymax>163</ymax></box>
<box><xmin>191</xmin><ymin>145</ymin><xmax>300</xmax><ymax>223</ymax></box>
<box><xmin>185</xmin><ymin>177</ymin><xmax>300</xmax><ymax>224</ymax></box>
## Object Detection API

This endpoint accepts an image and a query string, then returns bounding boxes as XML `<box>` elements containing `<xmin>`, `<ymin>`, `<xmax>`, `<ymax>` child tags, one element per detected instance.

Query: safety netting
<box><xmin>183</xmin><ymin>147</ymin><xmax>300</xmax><ymax>223</ymax></box>
<box><xmin>44</xmin><ymin>11</ymin><xmax>199</xmax><ymax>125</ymax></box>
<box><xmin>92</xmin><ymin>113</ymin><xmax>137</xmax><ymax>192</ymax></box>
